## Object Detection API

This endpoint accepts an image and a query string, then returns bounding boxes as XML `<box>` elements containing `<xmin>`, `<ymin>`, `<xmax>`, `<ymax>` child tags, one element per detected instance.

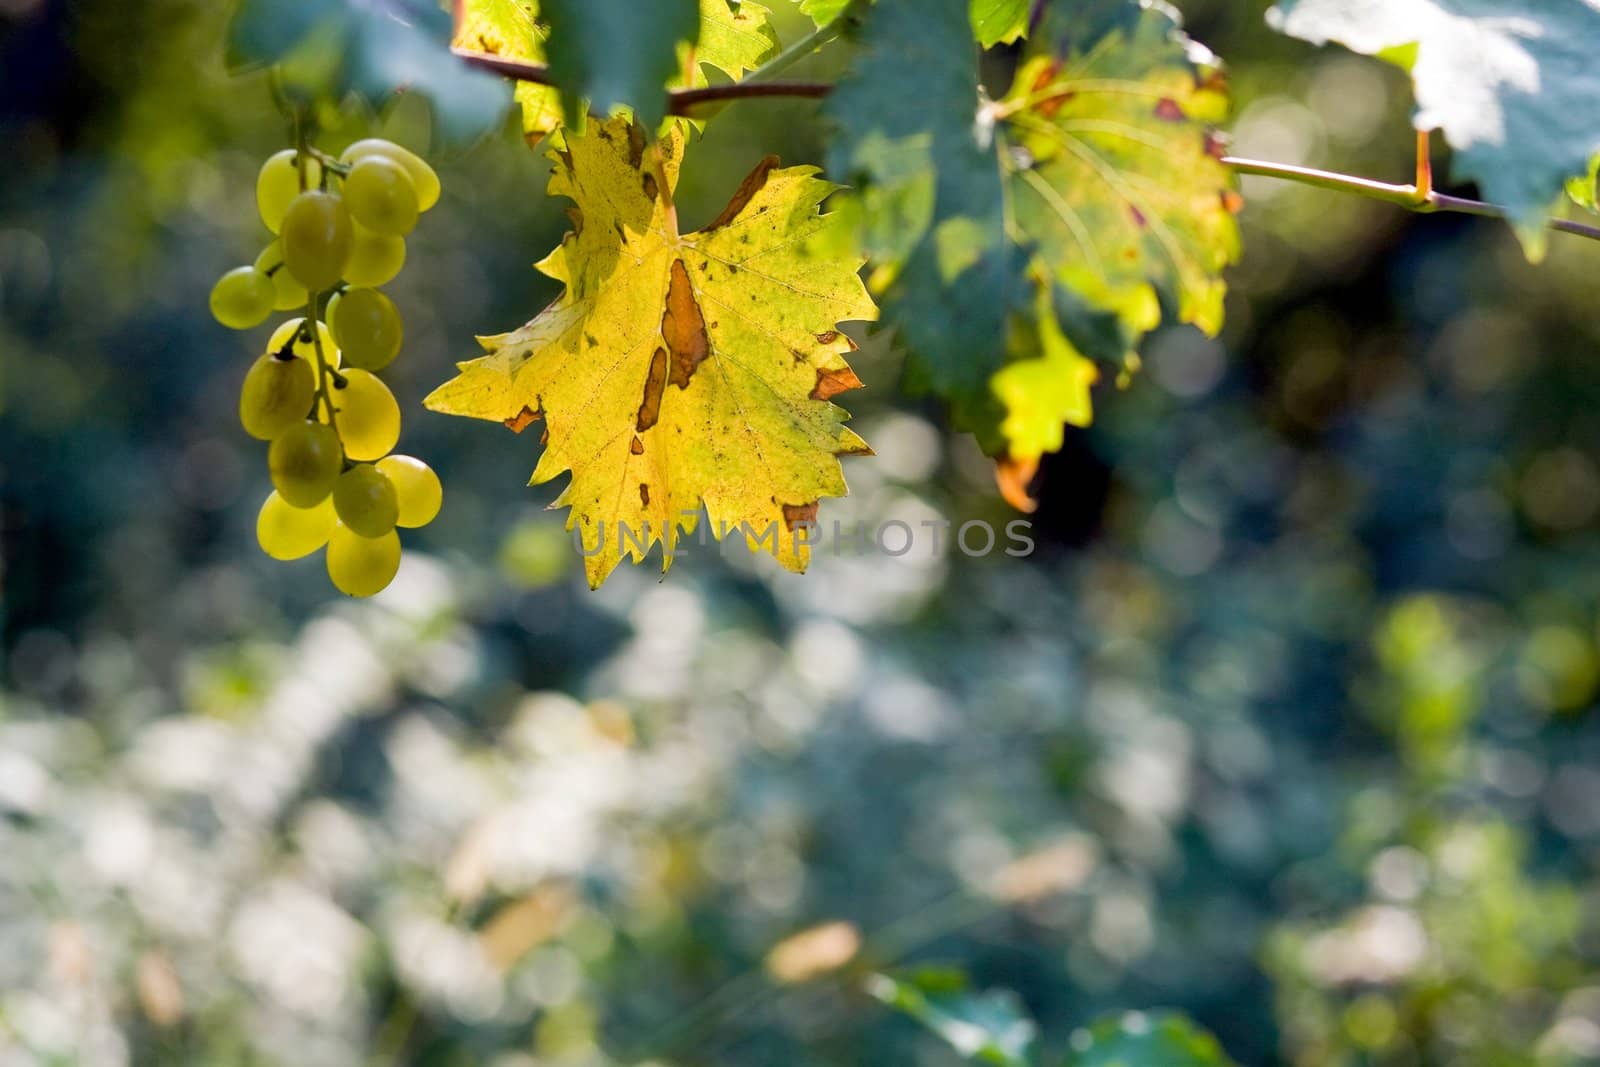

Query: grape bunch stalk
<box><xmin>210</xmin><ymin>136</ymin><xmax>444</xmax><ymax>597</ymax></box>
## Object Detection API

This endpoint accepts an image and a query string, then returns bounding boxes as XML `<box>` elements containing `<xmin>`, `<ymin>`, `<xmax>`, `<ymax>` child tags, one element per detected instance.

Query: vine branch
<box><xmin>1224</xmin><ymin>155</ymin><xmax>1600</xmax><ymax>244</ymax></box>
<box><xmin>451</xmin><ymin>26</ymin><xmax>1600</xmax><ymax>246</ymax></box>
<box><xmin>450</xmin><ymin>49</ymin><xmax>834</xmax><ymax>115</ymax></box>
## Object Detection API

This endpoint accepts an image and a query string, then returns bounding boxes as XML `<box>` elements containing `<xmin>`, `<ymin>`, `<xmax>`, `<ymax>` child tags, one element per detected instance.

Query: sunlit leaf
<box><xmin>827</xmin><ymin>0</ymin><xmax>1237</xmax><ymax>459</ymax></box>
<box><xmin>426</xmin><ymin>117</ymin><xmax>876</xmax><ymax>587</ymax></box>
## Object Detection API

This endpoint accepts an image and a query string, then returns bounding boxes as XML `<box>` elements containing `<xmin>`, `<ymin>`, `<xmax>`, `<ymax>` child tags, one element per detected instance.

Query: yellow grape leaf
<box><xmin>992</xmin><ymin>290</ymin><xmax>1098</xmax><ymax>465</ymax></box>
<box><xmin>426</xmin><ymin>117</ymin><xmax>877</xmax><ymax>588</ymax></box>
<box><xmin>453</xmin><ymin>0</ymin><xmax>778</xmax><ymax>138</ymax></box>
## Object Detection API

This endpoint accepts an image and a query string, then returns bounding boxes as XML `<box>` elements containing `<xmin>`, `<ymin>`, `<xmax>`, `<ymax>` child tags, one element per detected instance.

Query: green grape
<box><xmin>267</xmin><ymin>316</ymin><xmax>340</xmax><ymax>369</ymax></box>
<box><xmin>239</xmin><ymin>353</ymin><xmax>315</xmax><ymax>441</ymax></box>
<box><xmin>345</xmin><ymin>222</ymin><xmax>406</xmax><ymax>288</ymax></box>
<box><xmin>257</xmin><ymin>149</ymin><xmax>323</xmax><ymax>234</ymax></box>
<box><xmin>340</xmin><ymin>138</ymin><xmax>440</xmax><ymax>212</ymax></box>
<box><xmin>331</xmin><ymin>369</ymin><xmax>400</xmax><ymax>462</ymax></box>
<box><xmin>256</xmin><ymin>491</ymin><xmax>336</xmax><ymax>560</ymax></box>
<box><xmin>253</xmin><ymin>240</ymin><xmax>309</xmax><ymax>312</ymax></box>
<box><xmin>326</xmin><ymin>524</ymin><xmax>401</xmax><ymax>597</ymax></box>
<box><xmin>281</xmin><ymin>191</ymin><xmax>353</xmax><ymax>291</ymax></box>
<box><xmin>333</xmin><ymin>464</ymin><xmax>399</xmax><ymax>537</ymax></box>
<box><xmin>376</xmin><ymin>455</ymin><xmax>442</xmax><ymax>528</ymax></box>
<box><xmin>268</xmin><ymin>420</ymin><xmax>343</xmax><ymax>507</ymax></box>
<box><xmin>209</xmin><ymin>266</ymin><xmax>275</xmax><ymax>329</ymax></box>
<box><xmin>328</xmin><ymin>288</ymin><xmax>402</xmax><ymax>371</ymax></box>
<box><xmin>344</xmin><ymin>156</ymin><xmax>418</xmax><ymax>236</ymax></box>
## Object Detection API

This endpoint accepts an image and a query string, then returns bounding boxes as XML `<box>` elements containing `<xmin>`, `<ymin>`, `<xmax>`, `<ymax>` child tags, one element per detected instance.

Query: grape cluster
<box><xmin>212</xmin><ymin>138</ymin><xmax>443</xmax><ymax>597</ymax></box>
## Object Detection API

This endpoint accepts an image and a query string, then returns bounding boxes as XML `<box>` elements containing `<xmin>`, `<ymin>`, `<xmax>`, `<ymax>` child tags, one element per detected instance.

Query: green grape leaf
<box><xmin>827</xmin><ymin>0</ymin><xmax>1020</xmax><ymax>446</ymax></box>
<box><xmin>827</xmin><ymin>0</ymin><xmax>1238</xmax><ymax>459</ymax></box>
<box><xmin>425</xmin><ymin>117</ymin><xmax>876</xmax><ymax>588</ymax></box>
<box><xmin>798</xmin><ymin>0</ymin><xmax>858</xmax><ymax>27</ymax></box>
<box><xmin>228</xmin><ymin>0</ymin><xmax>512</xmax><ymax>143</ymax></box>
<box><xmin>869</xmin><ymin>970</ymin><xmax>1038</xmax><ymax>1067</ymax></box>
<box><xmin>457</xmin><ymin>0</ymin><xmax>778</xmax><ymax>137</ymax></box>
<box><xmin>541</xmin><ymin>0</ymin><xmax>700</xmax><ymax>131</ymax></box>
<box><xmin>972</xmin><ymin>0</ymin><xmax>1032</xmax><ymax>46</ymax></box>
<box><xmin>1269</xmin><ymin>0</ymin><xmax>1600</xmax><ymax>260</ymax></box>
<box><xmin>993</xmin><ymin>289</ymin><xmax>1101</xmax><ymax>465</ymax></box>
<box><xmin>1067</xmin><ymin>1012</ymin><xmax>1238</xmax><ymax>1066</ymax></box>
<box><xmin>799</xmin><ymin>0</ymin><xmax>1026</xmax><ymax>44</ymax></box>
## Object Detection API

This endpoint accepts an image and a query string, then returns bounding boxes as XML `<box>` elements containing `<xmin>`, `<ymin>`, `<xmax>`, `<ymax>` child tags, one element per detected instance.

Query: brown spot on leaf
<box><xmin>810</xmin><ymin>366</ymin><xmax>863</xmax><ymax>401</ymax></box>
<box><xmin>662</xmin><ymin>259</ymin><xmax>711</xmax><ymax>389</ymax></box>
<box><xmin>815</xmin><ymin>330</ymin><xmax>839</xmax><ymax>345</ymax></box>
<box><xmin>642</xmin><ymin>171</ymin><xmax>658</xmax><ymax>202</ymax></box>
<box><xmin>1031</xmin><ymin>63</ymin><xmax>1071</xmax><ymax>117</ymax></box>
<box><xmin>995</xmin><ymin>456</ymin><xmax>1040</xmax><ymax>513</ymax></box>
<box><xmin>1154</xmin><ymin>97</ymin><xmax>1185</xmax><ymax>122</ymax></box>
<box><xmin>630</xmin><ymin>436</ymin><xmax>645</xmax><ymax>455</ymax></box>
<box><xmin>625</xmin><ymin>122</ymin><xmax>646</xmax><ymax>169</ymax></box>
<box><xmin>704</xmin><ymin>156</ymin><xmax>780</xmax><ymax>231</ymax></box>
<box><xmin>1204</xmin><ymin>132</ymin><xmax>1229</xmax><ymax>160</ymax></box>
<box><xmin>782</xmin><ymin>502</ymin><xmax>818</xmax><ymax>531</ymax></box>
<box><xmin>639</xmin><ymin>483</ymin><xmax>650</xmax><ymax>507</ymax></box>
<box><xmin>636</xmin><ymin>346</ymin><xmax>668</xmax><ymax>432</ymax></box>
<box><xmin>1129</xmin><ymin>204</ymin><xmax>1147</xmax><ymax>228</ymax></box>
<box><xmin>504</xmin><ymin>405</ymin><xmax>542</xmax><ymax>433</ymax></box>
<box><xmin>1222</xmin><ymin>189</ymin><xmax>1244</xmax><ymax>214</ymax></box>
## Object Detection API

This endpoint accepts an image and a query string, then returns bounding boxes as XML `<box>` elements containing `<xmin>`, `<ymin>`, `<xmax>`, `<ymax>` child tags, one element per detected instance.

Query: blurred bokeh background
<box><xmin>7</xmin><ymin>0</ymin><xmax>1600</xmax><ymax>1063</ymax></box>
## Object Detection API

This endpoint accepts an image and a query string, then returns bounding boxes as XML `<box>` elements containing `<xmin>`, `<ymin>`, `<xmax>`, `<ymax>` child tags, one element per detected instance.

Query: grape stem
<box><xmin>304</xmin><ymin>145</ymin><xmax>352</xmax><ymax>177</ymax></box>
<box><xmin>305</xmin><ymin>295</ymin><xmax>342</xmax><ymax>429</ymax></box>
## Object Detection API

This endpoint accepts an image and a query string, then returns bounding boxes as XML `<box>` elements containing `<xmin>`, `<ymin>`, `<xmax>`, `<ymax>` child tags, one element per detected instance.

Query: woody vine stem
<box><xmin>451</xmin><ymin>41</ymin><xmax>1600</xmax><ymax>245</ymax></box>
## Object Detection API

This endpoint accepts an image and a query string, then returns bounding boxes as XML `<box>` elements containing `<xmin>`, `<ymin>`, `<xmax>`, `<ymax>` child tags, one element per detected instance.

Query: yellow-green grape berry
<box><xmin>329</xmin><ymin>288</ymin><xmax>402</xmax><ymax>371</ymax></box>
<box><xmin>253</xmin><ymin>240</ymin><xmax>309</xmax><ymax>312</ymax></box>
<box><xmin>332</xmin><ymin>368</ymin><xmax>400</xmax><ymax>462</ymax></box>
<box><xmin>256</xmin><ymin>491</ymin><xmax>336</xmax><ymax>560</ymax></box>
<box><xmin>268</xmin><ymin>420</ymin><xmax>343</xmax><ymax>507</ymax></box>
<box><xmin>376</xmin><ymin>455</ymin><xmax>442</xmax><ymax>528</ymax></box>
<box><xmin>281</xmin><ymin>190</ymin><xmax>353</xmax><ymax>291</ymax></box>
<box><xmin>267</xmin><ymin>316</ymin><xmax>340</xmax><ymax>369</ymax></box>
<box><xmin>333</xmin><ymin>463</ymin><xmax>399</xmax><ymax>538</ymax></box>
<box><xmin>326</xmin><ymin>524</ymin><xmax>401</xmax><ymax>597</ymax></box>
<box><xmin>239</xmin><ymin>353</ymin><xmax>315</xmax><ymax>441</ymax></box>
<box><xmin>345</xmin><ymin>222</ymin><xmax>406</xmax><ymax>288</ymax></box>
<box><xmin>257</xmin><ymin>149</ymin><xmax>323</xmax><ymax>234</ymax></box>
<box><xmin>209</xmin><ymin>266</ymin><xmax>275</xmax><ymax>329</ymax></box>
<box><xmin>340</xmin><ymin>138</ymin><xmax>439</xmax><ymax>212</ymax></box>
<box><xmin>343</xmin><ymin>156</ymin><xmax>418</xmax><ymax>236</ymax></box>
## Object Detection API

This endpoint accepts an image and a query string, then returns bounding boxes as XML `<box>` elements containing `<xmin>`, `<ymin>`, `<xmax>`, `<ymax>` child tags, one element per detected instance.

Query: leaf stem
<box><xmin>1223</xmin><ymin>155</ymin><xmax>1600</xmax><ymax>243</ymax></box>
<box><xmin>1414</xmin><ymin>129</ymin><xmax>1433</xmax><ymax>204</ymax></box>
<box><xmin>742</xmin><ymin>1</ymin><xmax>866</xmax><ymax>86</ymax></box>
